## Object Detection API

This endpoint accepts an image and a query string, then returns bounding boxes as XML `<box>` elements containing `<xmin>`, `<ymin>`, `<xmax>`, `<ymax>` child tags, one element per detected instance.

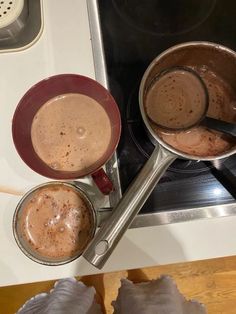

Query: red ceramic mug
<box><xmin>12</xmin><ymin>74</ymin><xmax>121</xmax><ymax>194</ymax></box>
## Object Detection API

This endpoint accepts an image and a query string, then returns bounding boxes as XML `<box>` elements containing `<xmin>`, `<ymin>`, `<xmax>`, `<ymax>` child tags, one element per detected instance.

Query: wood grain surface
<box><xmin>1</xmin><ymin>256</ymin><xmax>236</xmax><ymax>313</ymax></box>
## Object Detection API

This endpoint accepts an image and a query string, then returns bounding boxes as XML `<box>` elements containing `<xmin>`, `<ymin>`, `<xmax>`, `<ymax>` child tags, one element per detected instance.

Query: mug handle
<box><xmin>91</xmin><ymin>168</ymin><xmax>114</xmax><ymax>195</ymax></box>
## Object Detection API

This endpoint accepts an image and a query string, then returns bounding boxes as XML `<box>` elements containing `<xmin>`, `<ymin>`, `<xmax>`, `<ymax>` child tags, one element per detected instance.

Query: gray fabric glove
<box><xmin>112</xmin><ymin>275</ymin><xmax>207</xmax><ymax>314</ymax></box>
<box><xmin>17</xmin><ymin>278</ymin><xmax>102</xmax><ymax>314</ymax></box>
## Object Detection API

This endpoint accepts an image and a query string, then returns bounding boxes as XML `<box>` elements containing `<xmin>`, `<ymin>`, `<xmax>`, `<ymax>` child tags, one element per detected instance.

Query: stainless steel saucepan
<box><xmin>83</xmin><ymin>41</ymin><xmax>236</xmax><ymax>269</ymax></box>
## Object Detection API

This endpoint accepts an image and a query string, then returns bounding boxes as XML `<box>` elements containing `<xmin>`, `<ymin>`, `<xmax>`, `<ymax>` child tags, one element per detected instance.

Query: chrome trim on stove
<box><xmin>87</xmin><ymin>0</ymin><xmax>122</xmax><ymax>207</ymax></box>
<box><xmin>130</xmin><ymin>203</ymin><xmax>236</xmax><ymax>228</ymax></box>
<box><xmin>98</xmin><ymin>203</ymin><xmax>236</xmax><ymax>228</ymax></box>
<box><xmin>87</xmin><ymin>0</ymin><xmax>236</xmax><ymax>228</ymax></box>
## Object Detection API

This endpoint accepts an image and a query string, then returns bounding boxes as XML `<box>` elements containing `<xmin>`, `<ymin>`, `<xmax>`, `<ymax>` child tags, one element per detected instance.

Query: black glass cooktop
<box><xmin>98</xmin><ymin>0</ymin><xmax>236</xmax><ymax>213</ymax></box>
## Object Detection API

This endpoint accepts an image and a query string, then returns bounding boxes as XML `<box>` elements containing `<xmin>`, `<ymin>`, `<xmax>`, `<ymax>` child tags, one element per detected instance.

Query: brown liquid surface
<box><xmin>146</xmin><ymin>69</ymin><xmax>207</xmax><ymax>129</ymax></box>
<box><xmin>19</xmin><ymin>185</ymin><xmax>94</xmax><ymax>259</ymax></box>
<box><xmin>31</xmin><ymin>93</ymin><xmax>112</xmax><ymax>172</ymax></box>
<box><xmin>147</xmin><ymin>67</ymin><xmax>236</xmax><ymax>157</ymax></box>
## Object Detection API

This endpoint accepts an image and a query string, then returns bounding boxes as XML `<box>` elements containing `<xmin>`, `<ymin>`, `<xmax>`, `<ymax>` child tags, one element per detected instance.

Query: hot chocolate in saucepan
<box><xmin>145</xmin><ymin>67</ymin><xmax>236</xmax><ymax>157</ymax></box>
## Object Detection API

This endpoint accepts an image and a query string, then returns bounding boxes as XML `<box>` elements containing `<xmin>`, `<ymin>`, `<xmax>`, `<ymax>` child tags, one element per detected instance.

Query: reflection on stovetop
<box><xmin>112</xmin><ymin>0</ymin><xmax>217</xmax><ymax>36</ymax></box>
<box><xmin>98</xmin><ymin>0</ymin><xmax>236</xmax><ymax>213</ymax></box>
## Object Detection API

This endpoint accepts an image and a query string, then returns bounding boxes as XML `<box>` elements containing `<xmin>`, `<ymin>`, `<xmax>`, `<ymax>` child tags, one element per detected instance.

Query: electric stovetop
<box><xmin>98</xmin><ymin>0</ymin><xmax>236</xmax><ymax>213</ymax></box>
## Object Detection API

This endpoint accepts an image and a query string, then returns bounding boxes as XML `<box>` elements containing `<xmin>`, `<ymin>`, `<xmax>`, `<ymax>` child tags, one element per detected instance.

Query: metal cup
<box><xmin>13</xmin><ymin>181</ymin><xmax>97</xmax><ymax>266</ymax></box>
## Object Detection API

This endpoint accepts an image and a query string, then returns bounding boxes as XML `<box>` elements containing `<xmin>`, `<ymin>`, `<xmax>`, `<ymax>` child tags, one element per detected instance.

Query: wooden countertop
<box><xmin>1</xmin><ymin>255</ymin><xmax>236</xmax><ymax>313</ymax></box>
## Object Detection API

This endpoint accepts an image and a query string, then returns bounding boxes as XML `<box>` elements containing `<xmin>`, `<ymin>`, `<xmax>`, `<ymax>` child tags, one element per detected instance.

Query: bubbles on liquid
<box><xmin>49</xmin><ymin>162</ymin><xmax>61</xmax><ymax>170</ymax></box>
<box><xmin>230</xmin><ymin>100</ymin><xmax>236</xmax><ymax>110</ymax></box>
<box><xmin>199</xmin><ymin>65</ymin><xmax>208</xmax><ymax>74</ymax></box>
<box><xmin>77</xmin><ymin>126</ymin><xmax>86</xmax><ymax>138</ymax></box>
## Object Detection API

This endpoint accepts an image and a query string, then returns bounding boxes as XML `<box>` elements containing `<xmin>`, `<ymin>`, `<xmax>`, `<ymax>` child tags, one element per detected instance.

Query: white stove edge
<box><xmin>0</xmin><ymin>0</ymin><xmax>236</xmax><ymax>287</ymax></box>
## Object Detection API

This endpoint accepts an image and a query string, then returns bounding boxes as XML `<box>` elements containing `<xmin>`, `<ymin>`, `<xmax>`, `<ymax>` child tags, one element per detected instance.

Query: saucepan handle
<box><xmin>83</xmin><ymin>145</ymin><xmax>176</xmax><ymax>269</ymax></box>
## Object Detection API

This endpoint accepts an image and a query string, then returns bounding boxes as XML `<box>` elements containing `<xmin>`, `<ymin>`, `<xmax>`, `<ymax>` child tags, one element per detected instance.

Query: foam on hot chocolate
<box><xmin>19</xmin><ymin>184</ymin><xmax>94</xmax><ymax>259</ymax></box>
<box><xmin>31</xmin><ymin>93</ymin><xmax>112</xmax><ymax>172</ymax></box>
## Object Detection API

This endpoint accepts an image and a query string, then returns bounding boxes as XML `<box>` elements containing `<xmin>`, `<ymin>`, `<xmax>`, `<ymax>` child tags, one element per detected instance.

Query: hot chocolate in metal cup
<box><xmin>83</xmin><ymin>41</ymin><xmax>236</xmax><ymax>269</ymax></box>
<box><xmin>13</xmin><ymin>181</ymin><xmax>97</xmax><ymax>266</ymax></box>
